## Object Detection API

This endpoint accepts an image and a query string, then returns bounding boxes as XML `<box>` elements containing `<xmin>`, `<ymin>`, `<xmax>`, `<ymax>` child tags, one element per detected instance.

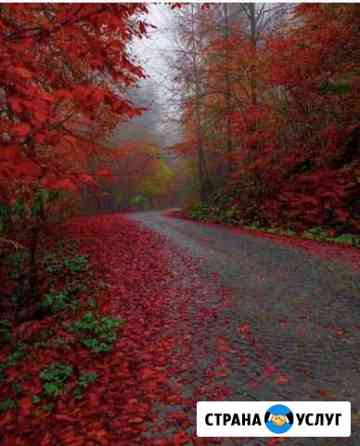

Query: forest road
<box><xmin>129</xmin><ymin>211</ymin><xmax>360</xmax><ymax>446</ymax></box>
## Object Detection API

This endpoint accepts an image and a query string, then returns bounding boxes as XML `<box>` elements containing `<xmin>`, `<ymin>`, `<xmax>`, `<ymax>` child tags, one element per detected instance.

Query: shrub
<box><xmin>74</xmin><ymin>371</ymin><xmax>98</xmax><ymax>400</ymax></box>
<box><xmin>334</xmin><ymin>233</ymin><xmax>360</xmax><ymax>247</ymax></box>
<box><xmin>64</xmin><ymin>255</ymin><xmax>89</xmax><ymax>273</ymax></box>
<box><xmin>69</xmin><ymin>312</ymin><xmax>124</xmax><ymax>353</ymax></box>
<box><xmin>39</xmin><ymin>290</ymin><xmax>77</xmax><ymax>314</ymax></box>
<box><xmin>39</xmin><ymin>362</ymin><xmax>74</xmax><ymax>398</ymax></box>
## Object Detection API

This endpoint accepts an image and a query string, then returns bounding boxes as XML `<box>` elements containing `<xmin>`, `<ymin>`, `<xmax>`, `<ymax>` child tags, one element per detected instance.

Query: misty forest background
<box><xmin>91</xmin><ymin>4</ymin><xmax>359</xmax><ymax>243</ymax></box>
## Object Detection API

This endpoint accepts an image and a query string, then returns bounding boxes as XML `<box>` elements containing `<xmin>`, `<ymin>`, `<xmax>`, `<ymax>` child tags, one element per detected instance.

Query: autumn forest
<box><xmin>0</xmin><ymin>3</ymin><xmax>359</xmax><ymax>446</ymax></box>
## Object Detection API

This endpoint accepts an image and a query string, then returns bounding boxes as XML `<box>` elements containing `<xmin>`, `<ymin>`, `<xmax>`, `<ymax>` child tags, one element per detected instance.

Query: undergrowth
<box><xmin>186</xmin><ymin>201</ymin><xmax>360</xmax><ymax>248</ymax></box>
<box><xmin>0</xmin><ymin>237</ymin><xmax>125</xmax><ymax>417</ymax></box>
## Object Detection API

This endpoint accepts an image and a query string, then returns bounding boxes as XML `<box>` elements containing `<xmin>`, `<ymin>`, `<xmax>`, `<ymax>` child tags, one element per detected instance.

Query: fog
<box><xmin>110</xmin><ymin>4</ymin><xmax>183</xmax><ymax>149</ymax></box>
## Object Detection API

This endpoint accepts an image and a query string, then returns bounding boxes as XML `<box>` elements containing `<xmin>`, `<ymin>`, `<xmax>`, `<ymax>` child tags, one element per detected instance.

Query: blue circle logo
<box><xmin>265</xmin><ymin>404</ymin><xmax>294</xmax><ymax>434</ymax></box>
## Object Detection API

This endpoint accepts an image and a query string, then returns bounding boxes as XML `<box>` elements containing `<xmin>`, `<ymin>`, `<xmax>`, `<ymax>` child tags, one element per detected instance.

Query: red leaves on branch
<box><xmin>0</xmin><ymin>146</ymin><xmax>22</xmax><ymax>163</ymax></box>
<box><xmin>78</xmin><ymin>174</ymin><xmax>97</xmax><ymax>188</ymax></box>
<box><xmin>0</xmin><ymin>4</ymin><xmax>150</xmax><ymax>211</ymax></box>
<box><xmin>11</xmin><ymin>123</ymin><xmax>31</xmax><ymax>138</ymax></box>
<box><xmin>180</xmin><ymin>4</ymin><xmax>359</xmax><ymax>233</ymax></box>
<box><xmin>95</xmin><ymin>167</ymin><xmax>113</xmax><ymax>178</ymax></box>
<box><xmin>44</xmin><ymin>178</ymin><xmax>77</xmax><ymax>192</ymax></box>
<box><xmin>14</xmin><ymin>159</ymin><xmax>42</xmax><ymax>179</ymax></box>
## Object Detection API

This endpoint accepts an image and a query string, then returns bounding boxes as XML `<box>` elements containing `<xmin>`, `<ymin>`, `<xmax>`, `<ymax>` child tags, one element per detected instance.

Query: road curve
<box><xmin>129</xmin><ymin>211</ymin><xmax>360</xmax><ymax>446</ymax></box>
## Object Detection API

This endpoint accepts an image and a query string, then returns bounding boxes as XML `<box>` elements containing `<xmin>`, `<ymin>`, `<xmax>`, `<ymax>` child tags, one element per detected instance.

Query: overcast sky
<box><xmin>111</xmin><ymin>5</ymin><xmax>182</xmax><ymax>149</ymax></box>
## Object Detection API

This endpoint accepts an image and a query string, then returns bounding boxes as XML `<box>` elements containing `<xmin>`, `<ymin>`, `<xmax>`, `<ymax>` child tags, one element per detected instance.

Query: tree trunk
<box><xmin>194</xmin><ymin>74</ymin><xmax>211</xmax><ymax>202</ymax></box>
<box><xmin>248</xmin><ymin>3</ymin><xmax>257</xmax><ymax>106</ymax></box>
<box><xmin>28</xmin><ymin>224</ymin><xmax>39</xmax><ymax>305</ymax></box>
<box><xmin>223</xmin><ymin>3</ymin><xmax>233</xmax><ymax>174</ymax></box>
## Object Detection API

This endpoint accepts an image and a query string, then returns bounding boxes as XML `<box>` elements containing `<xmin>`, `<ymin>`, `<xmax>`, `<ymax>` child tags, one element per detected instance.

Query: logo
<box><xmin>264</xmin><ymin>404</ymin><xmax>294</xmax><ymax>434</ymax></box>
<box><xmin>196</xmin><ymin>401</ymin><xmax>351</xmax><ymax>437</ymax></box>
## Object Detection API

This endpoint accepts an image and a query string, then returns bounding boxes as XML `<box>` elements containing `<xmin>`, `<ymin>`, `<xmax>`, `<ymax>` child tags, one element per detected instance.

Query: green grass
<box><xmin>244</xmin><ymin>224</ymin><xmax>360</xmax><ymax>247</ymax></box>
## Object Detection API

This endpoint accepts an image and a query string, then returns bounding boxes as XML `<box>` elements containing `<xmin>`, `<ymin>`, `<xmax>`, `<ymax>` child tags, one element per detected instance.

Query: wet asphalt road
<box><xmin>129</xmin><ymin>211</ymin><xmax>360</xmax><ymax>446</ymax></box>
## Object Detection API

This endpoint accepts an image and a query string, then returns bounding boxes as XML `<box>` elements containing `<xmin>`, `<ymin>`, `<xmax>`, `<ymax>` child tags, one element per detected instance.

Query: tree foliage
<box><xmin>177</xmin><ymin>4</ymin><xmax>359</xmax><ymax>234</ymax></box>
<box><xmin>0</xmin><ymin>4</ymin><xmax>150</xmax><ymax>318</ymax></box>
